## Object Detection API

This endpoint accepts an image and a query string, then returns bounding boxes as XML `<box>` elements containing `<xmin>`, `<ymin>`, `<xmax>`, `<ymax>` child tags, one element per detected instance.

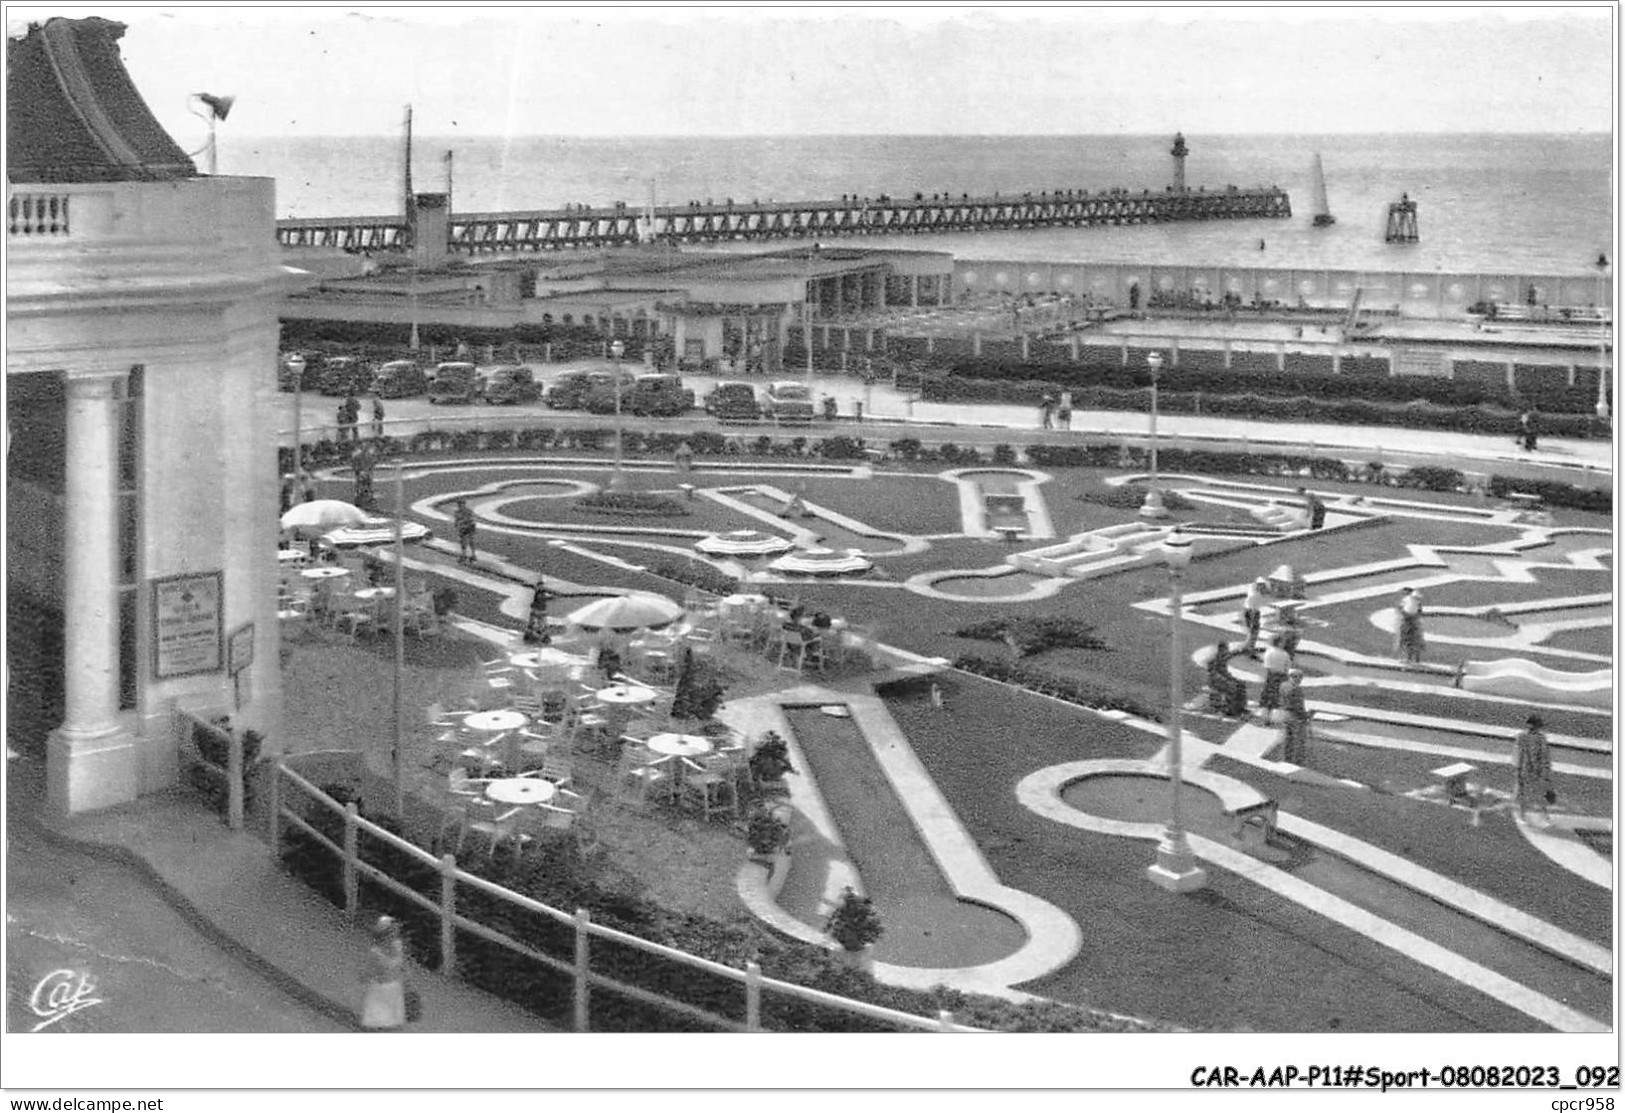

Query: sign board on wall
<box><xmin>227</xmin><ymin>621</ymin><xmax>255</xmax><ymax>676</ymax></box>
<box><xmin>151</xmin><ymin>572</ymin><xmax>223</xmax><ymax>679</ymax></box>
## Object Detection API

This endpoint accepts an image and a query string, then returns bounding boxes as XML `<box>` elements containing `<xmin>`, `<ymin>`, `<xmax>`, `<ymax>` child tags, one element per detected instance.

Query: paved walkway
<box><xmin>11</xmin><ymin>759</ymin><xmax>555</xmax><ymax>1034</ymax></box>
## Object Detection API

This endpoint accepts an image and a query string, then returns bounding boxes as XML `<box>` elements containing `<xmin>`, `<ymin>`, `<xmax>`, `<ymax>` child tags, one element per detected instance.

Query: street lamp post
<box><xmin>287</xmin><ymin>353</ymin><xmax>306</xmax><ymax>490</ymax></box>
<box><xmin>805</xmin><ymin>248</ymin><xmax>816</xmax><ymax>389</ymax></box>
<box><xmin>1595</xmin><ymin>253</ymin><xmax>1611</xmax><ymax>423</ymax></box>
<box><xmin>1147</xmin><ymin>534</ymin><xmax>1207</xmax><ymax>893</ymax></box>
<box><xmin>391</xmin><ymin>460</ymin><xmax>406</xmax><ymax>820</ymax></box>
<box><xmin>1140</xmin><ymin>350</ymin><xmax>1168</xmax><ymax>518</ymax></box>
<box><xmin>608</xmin><ymin>339</ymin><xmax>627</xmax><ymax>490</ymax></box>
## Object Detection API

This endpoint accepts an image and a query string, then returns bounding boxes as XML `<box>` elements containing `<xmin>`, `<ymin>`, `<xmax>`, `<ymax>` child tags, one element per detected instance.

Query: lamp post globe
<box><xmin>608</xmin><ymin>339</ymin><xmax>627</xmax><ymax>490</ymax></box>
<box><xmin>1140</xmin><ymin>350</ymin><xmax>1169</xmax><ymax>519</ymax></box>
<box><xmin>1146</xmin><ymin>533</ymin><xmax>1206</xmax><ymax>893</ymax></box>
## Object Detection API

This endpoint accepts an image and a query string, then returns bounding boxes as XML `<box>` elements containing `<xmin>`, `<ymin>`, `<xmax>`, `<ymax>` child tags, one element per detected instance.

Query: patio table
<box><xmin>465</xmin><ymin>709</ymin><xmax>529</xmax><ymax>733</ymax></box>
<box><xmin>508</xmin><ymin>647</ymin><xmax>592</xmax><ymax>670</ymax></box>
<box><xmin>301</xmin><ymin>566</ymin><xmax>351</xmax><ymax>581</ymax></box>
<box><xmin>596</xmin><ymin>685</ymin><xmax>660</xmax><ymax>708</ymax></box>
<box><xmin>486</xmin><ymin>778</ymin><xmax>557</xmax><ymax>806</ymax></box>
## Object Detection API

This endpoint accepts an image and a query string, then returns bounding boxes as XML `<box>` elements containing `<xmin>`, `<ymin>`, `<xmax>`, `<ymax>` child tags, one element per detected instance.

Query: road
<box><xmin>275</xmin><ymin>364</ymin><xmax>1613</xmax><ymax>486</ymax></box>
<box><xmin>6</xmin><ymin>817</ymin><xmax>345</xmax><ymax>1034</ymax></box>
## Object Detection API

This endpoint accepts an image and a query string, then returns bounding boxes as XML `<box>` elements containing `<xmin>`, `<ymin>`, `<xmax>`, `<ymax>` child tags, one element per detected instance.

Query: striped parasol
<box><xmin>694</xmin><ymin>529</ymin><xmax>795</xmax><ymax>557</ymax></box>
<box><xmin>768</xmin><ymin>548</ymin><xmax>873</xmax><ymax>576</ymax></box>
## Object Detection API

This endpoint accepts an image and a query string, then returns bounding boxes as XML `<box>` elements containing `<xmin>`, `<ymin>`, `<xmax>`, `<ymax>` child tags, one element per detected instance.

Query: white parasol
<box><xmin>321</xmin><ymin>519</ymin><xmax>434</xmax><ymax>548</ymax></box>
<box><xmin>694</xmin><ymin>529</ymin><xmax>795</xmax><ymax>557</ymax></box>
<box><xmin>768</xmin><ymin>548</ymin><xmax>873</xmax><ymax>576</ymax></box>
<box><xmin>280</xmin><ymin>499</ymin><xmax>369</xmax><ymax>532</ymax></box>
<box><xmin>564</xmin><ymin>592</ymin><xmax>686</xmax><ymax>632</ymax></box>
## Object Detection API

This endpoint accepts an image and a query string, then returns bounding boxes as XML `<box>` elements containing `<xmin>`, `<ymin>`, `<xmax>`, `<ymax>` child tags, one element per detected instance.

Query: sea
<box><xmin>229</xmin><ymin>132</ymin><xmax>1613</xmax><ymax>277</ymax></box>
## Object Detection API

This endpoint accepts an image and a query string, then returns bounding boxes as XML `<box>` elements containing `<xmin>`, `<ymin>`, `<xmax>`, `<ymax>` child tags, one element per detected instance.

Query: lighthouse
<box><xmin>1170</xmin><ymin>132</ymin><xmax>1189</xmax><ymax>193</ymax></box>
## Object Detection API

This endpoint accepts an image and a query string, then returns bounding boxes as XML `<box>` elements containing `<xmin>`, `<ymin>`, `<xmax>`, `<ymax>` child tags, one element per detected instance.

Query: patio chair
<box><xmin>330</xmin><ymin>593</ymin><xmax>375</xmax><ymax>640</ymax></box>
<box><xmin>461</xmin><ymin>799</ymin><xmax>524</xmax><ymax>864</ymax></box>
<box><xmin>615</xmin><ymin>744</ymin><xmax>673</xmax><ymax>807</ymax></box>
<box><xmin>774</xmin><ymin>628</ymin><xmax>812</xmax><ymax>672</ymax></box>
<box><xmin>680</xmin><ymin>753</ymin><xmax>740</xmax><ymax>821</ymax></box>
<box><xmin>535</xmin><ymin>748</ymin><xmax>574</xmax><ymax>789</ymax></box>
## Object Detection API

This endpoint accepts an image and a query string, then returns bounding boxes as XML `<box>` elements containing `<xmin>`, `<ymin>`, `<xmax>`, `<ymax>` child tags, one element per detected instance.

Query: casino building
<box><xmin>8</xmin><ymin>17</ymin><xmax>299</xmax><ymax>813</ymax></box>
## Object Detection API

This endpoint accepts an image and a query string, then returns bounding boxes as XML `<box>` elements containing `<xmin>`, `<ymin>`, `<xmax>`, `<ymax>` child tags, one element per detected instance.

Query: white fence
<box><xmin>269</xmin><ymin>761</ymin><xmax>975</xmax><ymax>1033</ymax></box>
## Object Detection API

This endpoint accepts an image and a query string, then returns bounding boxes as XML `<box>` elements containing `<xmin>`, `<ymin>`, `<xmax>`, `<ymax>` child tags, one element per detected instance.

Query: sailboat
<box><xmin>1310</xmin><ymin>153</ymin><xmax>1336</xmax><ymax>227</ymax></box>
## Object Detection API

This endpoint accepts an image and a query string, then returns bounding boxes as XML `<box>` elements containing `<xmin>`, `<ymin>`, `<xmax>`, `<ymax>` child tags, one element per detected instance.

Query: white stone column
<box><xmin>48</xmin><ymin>369</ymin><xmax>139</xmax><ymax>815</ymax></box>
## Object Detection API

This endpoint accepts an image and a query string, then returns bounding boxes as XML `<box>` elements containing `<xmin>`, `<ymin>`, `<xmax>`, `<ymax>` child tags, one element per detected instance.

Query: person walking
<box><xmin>1056</xmin><ymin>392</ymin><xmax>1073</xmax><ymax>431</ymax></box>
<box><xmin>523</xmin><ymin>580</ymin><xmax>552</xmax><ymax>645</ymax></box>
<box><xmin>454</xmin><ymin>498</ymin><xmax>477</xmax><ymax>565</ymax></box>
<box><xmin>1258</xmin><ymin>635</ymin><xmax>1291</xmax><ymax>715</ymax></box>
<box><xmin>1513</xmin><ymin>713</ymin><xmax>1554</xmax><ymax>824</ymax></box>
<box><xmin>1519</xmin><ymin>408</ymin><xmax>1540</xmax><ymax>452</ymax></box>
<box><xmin>1241</xmin><ymin>577</ymin><xmax>1268</xmax><ymax>653</ymax></box>
<box><xmin>1039</xmin><ymin>393</ymin><xmax>1055</xmax><ymax>430</ymax></box>
<box><xmin>1395</xmin><ymin>587</ymin><xmax>1426</xmax><ymax>666</ymax></box>
<box><xmin>359</xmin><ymin>915</ymin><xmax>408</xmax><ymax>1031</ymax></box>
<box><xmin>1279</xmin><ymin>668</ymin><xmax>1311</xmax><ymax>764</ymax></box>
<box><xmin>1299</xmin><ymin>486</ymin><xmax>1326</xmax><ymax>530</ymax></box>
<box><xmin>1205</xmin><ymin>641</ymin><xmax>1248</xmax><ymax>718</ymax></box>
<box><xmin>371</xmin><ymin>394</ymin><xmax>386</xmax><ymax>439</ymax></box>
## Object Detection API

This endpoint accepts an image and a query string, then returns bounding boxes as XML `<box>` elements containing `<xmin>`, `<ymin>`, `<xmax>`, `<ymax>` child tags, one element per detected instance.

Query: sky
<box><xmin>7</xmin><ymin>5</ymin><xmax>1616</xmax><ymax>142</ymax></box>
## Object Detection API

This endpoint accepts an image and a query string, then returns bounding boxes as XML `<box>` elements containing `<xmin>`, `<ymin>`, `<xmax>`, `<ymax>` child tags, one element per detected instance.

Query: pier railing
<box><xmin>276</xmin><ymin>188</ymin><xmax>1292</xmax><ymax>254</ymax></box>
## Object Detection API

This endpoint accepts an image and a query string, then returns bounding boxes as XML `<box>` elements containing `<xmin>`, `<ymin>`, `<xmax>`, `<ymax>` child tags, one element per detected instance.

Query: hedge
<box><xmin>921</xmin><ymin>377</ymin><xmax>1610</xmax><ymax>439</ymax></box>
<box><xmin>930</xmin><ymin>356</ymin><xmax>1601</xmax><ymax>414</ymax></box>
<box><xmin>950</xmin><ymin>656</ymin><xmax>1160</xmax><ymax>720</ymax></box>
<box><xmin>1487</xmin><ymin>475</ymin><xmax>1614</xmax><ymax>514</ymax></box>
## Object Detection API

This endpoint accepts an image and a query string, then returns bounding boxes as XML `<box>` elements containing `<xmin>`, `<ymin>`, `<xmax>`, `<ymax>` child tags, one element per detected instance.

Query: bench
<box><xmin>1432</xmin><ymin>762</ymin><xmax>1477</xmax><ymax>799</ymax></box>
<box><xmin>1229</xmin><ymin>799</ymin><xmax>1279</xmax><ymax>843</ymax></box>
<box><xmin>994</xmin><ymin>525</ymin><xmax>1024</xmax><ymax>545</ymax></box>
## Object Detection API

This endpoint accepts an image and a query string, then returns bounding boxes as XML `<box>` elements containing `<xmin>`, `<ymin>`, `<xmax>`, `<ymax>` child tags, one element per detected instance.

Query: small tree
<box><xmin>825</xmin><ymin>887</ymin><xmax>883</xmax><ymax>952</ymax></box>
<box><xmin>670</xmin><ymin>646</ymin><xmax>727</xmax><ymax>722</ymax></box>
<box><xmin>748</xmin><ymin>731</ymin><xmax>794</xmax><ymax>786</ymax></box>
<box><xmin>746</xmin><ymin>807</ymin><xmax>791</xmax><ymax>858</ymax></box>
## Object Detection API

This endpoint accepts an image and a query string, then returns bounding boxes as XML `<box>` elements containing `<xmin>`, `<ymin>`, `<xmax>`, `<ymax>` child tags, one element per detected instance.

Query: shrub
<box><xmin>889</xmin><ymin>437</ymin><xmax>922</xmax><ymax>462</ymax></box>
<box><xmin>577</xmin><ymin>491</ymin><xmax>689</xmax><ymax>516</ymax></box>
<box><xmin>748</xmin><ymin>731</ymin><xmax>794</xmax><ymax>784</ymax></box>
<box><xmin>1396</xmin><ymin>465</ymin><xmax>1466</xmax><ymax>492</ymax></box>
<box><xmin>647</xmin><ymin>560</ymin><xmax>740</xmax><ymax>597</ymax></box>
<box><xmin>825</xmin><ymin>888</ymin><xmax>883</xmax><ymax>952</ymax></box>
<box><xmin>954</xmin><ymin>616</ymin><xmax>1107</xmax><ymax>657</ymax></box>
<box><xmin>990</xmin><ymin>443</ymin><xmax>1018</xmax><ymax>465</ymax></box>
<box><xmin>953</xmin><ymin>656</ymin><xmax>1159</xmax><ymax>720</ymax></box>
<box><xmin>815</xmin><ymin>435</ymin><xmax>866</xmax><ymax>460</ymax></box>
<box><xmin>1082</xmin><ymin>486</ymin><xmax>1194</xmax><ymax>512</ymax></box>
<box><xmin>1487</xmin><ymin>475</ymin><xmax>1613</xmax><ymax>514</ymax></box>
<box><xmin>431</xmin><ymin>587</ymin><xmax>458</xmax><ymax>616</ymax></box>
<box><xmin>746</xmin><ymin>808</ymin><xmax>791</xmax><ymax>857</ymax></box>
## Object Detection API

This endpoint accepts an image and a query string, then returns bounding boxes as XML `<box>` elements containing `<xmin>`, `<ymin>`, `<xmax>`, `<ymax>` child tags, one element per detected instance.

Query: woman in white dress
<box><xmin>360</xmin><ymin>915</ymin><xmax>407</xmax><ymax>1031</ymax></box>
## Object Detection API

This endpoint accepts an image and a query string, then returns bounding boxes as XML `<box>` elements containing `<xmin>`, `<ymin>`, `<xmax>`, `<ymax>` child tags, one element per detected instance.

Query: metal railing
<box><xmin>270</xmin><ymin>761</ymin><xmax>974</xmax><ymax>1033</ymax></box>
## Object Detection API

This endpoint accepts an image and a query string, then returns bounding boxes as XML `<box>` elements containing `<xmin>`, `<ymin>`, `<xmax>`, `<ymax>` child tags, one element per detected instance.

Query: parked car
<box><xmin>428</xmin><ymin>362</ymin><xmax>482</xmax><ymax>404</ymax></box>
<box><xmin>626</xmin><ymin>373</ymin><xmax>695</xmax><ymax>417</ymax></box>
<box><xmin>317</xmin><ymin>356</ymin><xmax>373</xmax><ymax>397</ymax></box>
<box><xmin>278</xmin><ymin>352</ymin><xmax>322</xmax><ymax>393</ymax></box>
<box><xmin>761</xmin><ymin>380</ymin><xmax>815</xmax><ymax>424</ymax></box>
<box><xmin>482</xmin><ymin>365</ymin><xmax>541</xmax><ymax>405</ymax></box>
<box><xmin>372</xmin><ymin>360</ymin><xmax>428</xmax><ymax>399</ymax></box>
<box><xmin>544</xmin><ymin>370</ymin><xmax>592</xmax><ymax>409</ymax></box>
<box><xmin>579</xmin><ymin>368</ymin><xmax>644</xmax><ymax>414</ymax></box>
<box><xmin>703</xmin><ymin>381</ymin><xmax>760</xmax><ymax>422</ymax></box>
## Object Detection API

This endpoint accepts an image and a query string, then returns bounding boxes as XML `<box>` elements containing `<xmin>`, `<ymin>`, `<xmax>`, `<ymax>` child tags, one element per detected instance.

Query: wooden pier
<box><xmin>276</xmin><ymin>187</ymin><xmax>1292</xmax><ymax>255</ymax></box>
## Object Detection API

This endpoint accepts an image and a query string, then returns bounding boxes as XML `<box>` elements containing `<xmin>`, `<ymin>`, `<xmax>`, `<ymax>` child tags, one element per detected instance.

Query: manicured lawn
<box><xmin>769</xmin><ymin>472</ymin><xmax>968</xmax><ymax>537</ymax></box>
<box><xmin>883</xmin><ymin>672</ymin><xmax>1544</xmax><ymax>1032</ymax></box>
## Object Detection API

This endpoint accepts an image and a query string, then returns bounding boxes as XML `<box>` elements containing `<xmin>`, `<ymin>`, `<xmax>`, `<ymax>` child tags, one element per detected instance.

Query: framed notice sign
<box><xmin>227</xmin><ymin>621</ymin><xmax>255</xmax><ymax>676</ymax></box>
<box><xmin>151</xmin><ymin>572</ymin><xmax>223</xmax><ymax>679</ymax></box>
